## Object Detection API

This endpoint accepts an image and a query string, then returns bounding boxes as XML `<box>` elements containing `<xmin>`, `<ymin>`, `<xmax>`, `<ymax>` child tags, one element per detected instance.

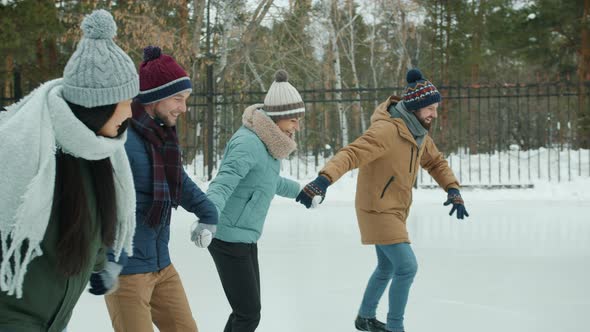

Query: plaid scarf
<box><xmin>131</xmin><ymin>100</ymin><xmax>182</xmax><ymax>227</ymax></box>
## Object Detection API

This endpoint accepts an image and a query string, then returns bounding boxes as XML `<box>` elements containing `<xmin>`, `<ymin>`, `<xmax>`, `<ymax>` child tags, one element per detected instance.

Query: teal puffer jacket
<box><xmin>207</xmin><ymin>125</ymin><xmax>300</xmax><ymax>243</ymax></box>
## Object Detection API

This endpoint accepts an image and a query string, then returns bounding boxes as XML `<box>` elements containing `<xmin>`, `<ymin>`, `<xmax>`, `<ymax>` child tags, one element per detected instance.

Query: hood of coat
<box><xmin>242</xmin><ymin>104</ymin><xmax>297</xmax><ymax>160</ymax></box>
<box><xmin>370</xmin><ymin>95</ymin><xmax>421</xmax><ymax>147</ymax></box>
<box><xmin>370</xmin><ymin>95</ymin><xmax>402</xmax><ymax>123</ymax></box>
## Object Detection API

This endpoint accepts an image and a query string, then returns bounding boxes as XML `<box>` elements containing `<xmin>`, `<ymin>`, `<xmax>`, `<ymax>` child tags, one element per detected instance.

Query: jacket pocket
<box><xmin>233</xmin><ymin>191</ymin><xmax>262</xmax><ymax>226</ymax></box>
<box><xmin>380</xmin><ymin>176</ymin><xmax>395</xmax><ymax>199</ymax></box>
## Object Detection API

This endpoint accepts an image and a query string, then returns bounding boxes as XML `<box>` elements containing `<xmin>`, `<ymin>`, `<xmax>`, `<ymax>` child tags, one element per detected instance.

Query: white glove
<box><xmin>299</xmin><ymin>183</ymin><xmax>323</xmax><ymax>209</ymax></box>
<box><xmin>311</xmin><ymin>195</ymin><xmax>322</xmax><ymax>208</ymax></box>
<box><xmin>191</xmin><ymin>221</ymin><xmax>216</xmax><ymax>248</ymax></box>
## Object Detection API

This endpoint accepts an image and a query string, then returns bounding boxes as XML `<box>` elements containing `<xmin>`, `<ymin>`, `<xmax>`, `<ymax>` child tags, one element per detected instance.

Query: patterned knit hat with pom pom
<box><xmin>263</xmin><ymin>70</ymin><xmax>305</xmax><ymax>120</ymax></box>
<box><xmin>402</xmin><ymin>68</ymin><xmax>441</xmax><ymax>112</ymax></box>
<box><xmin>62</xmin><ymin>9</ymin><xmax>139</xmax><ymax>108</ymax></box>
<box><xmin>138</xmin><ymin>46</ymin><xmax>192</xmax><ymax>104</ymax></box>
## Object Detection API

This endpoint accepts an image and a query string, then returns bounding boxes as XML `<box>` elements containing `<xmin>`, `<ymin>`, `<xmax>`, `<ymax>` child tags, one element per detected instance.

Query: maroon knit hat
<box><xmin>138</xmin><ymin>46</ymin><xmax>192</xmax><ymax>104</ymax></box>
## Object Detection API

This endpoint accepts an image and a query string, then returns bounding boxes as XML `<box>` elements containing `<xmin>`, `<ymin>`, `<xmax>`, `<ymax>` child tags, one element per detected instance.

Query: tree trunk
<box><xmin>342</xmin><ymin>0</ymin><xmax>366</xmax><ymax>132</ymax></box>
<box><xmin>178</xmin><ymin>0</ymin><xmax>190</xmax><ymax>161</ymax></box>
<box><xmin>432</xmin><ymin>0</ymin><xmax>439</xmax><ymax>83</ymax></box>
<box><xmin>579</xmin><ymin>0</ymin><xmax>590</xmax><ymax>148</ymax></box>
<box><xmin>470</xmin><ymin>0</ymin><xmax>483</xmax><ymax>82</ymax></box>
<box><xmin>214</xmin><ymin>1</ymin><xmax>236</xmax><ymax>80</ymax></box>
<box><xmin>369</xmin><ymin>2</ymin><xmax>379</xmax><ymax>109</ymax></box>
<box><xmin>394</xmin><ymin>3</ymin><xmax>413</xmax><ymax>85</ymax></box>
<box><xmin>438</xmin><ymin>0</ymin><xmax>452</xmax><ymax>150</ymax></box>
<box><xmin>47</xmin><ymin>37</ymin><xmax>58</xmax><ymax>77</ymax></box>
<box><xmin>35</xmin><ymin>36</ymin><xmax>45</xmax><ymax>81</ymax></box>
<box><xmin>443</xmin><ymin>0</ymin><xmax>451</xmax><ymax>83</ymax></box>
<box><xmin>327</xmin><ymin>0</ymin><xmax>348</xmax><ymax>147</ymax></box>
<box><xmin>4</xmin><ymin>55</ymin><xmax>14</xmax><ymax>103</ymax></box>
<box><xmin>468</xmin><ymin>0</ymin><xmax>483</xmax><ymax>154</ymax></box>
<box><xmin>186</xmin><ymin>0</ymin><xmax>206</xmax><ymax>164</ymax></box>
<box><xmin>191</xmin><ymin>0</ymin><xmax>205</xmax><ymax>83</ymax></box>
<box><xmin>323</xmin><ymin>49</ymin><xmax>333</xmax><ymax>155</ymax></box>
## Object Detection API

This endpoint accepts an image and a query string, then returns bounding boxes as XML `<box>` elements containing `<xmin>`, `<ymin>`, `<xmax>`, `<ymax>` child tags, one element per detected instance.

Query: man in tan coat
<box><xmin>297</xmin><ymin>68</ymin><xmax>469</xmax><ymax>332</ymax></box>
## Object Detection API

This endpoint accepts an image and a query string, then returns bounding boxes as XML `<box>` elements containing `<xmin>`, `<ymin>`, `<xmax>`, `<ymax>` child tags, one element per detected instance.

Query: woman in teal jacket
<box><xmin>206</xmin><ymin>70</ymin><xmax>304</xmax><ymax>332</ymax></box>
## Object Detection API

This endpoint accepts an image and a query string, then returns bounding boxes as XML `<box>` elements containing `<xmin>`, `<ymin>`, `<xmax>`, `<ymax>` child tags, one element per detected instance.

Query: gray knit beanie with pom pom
<box><xmin>62</xmin><ymin>9</ymin><xmax>139</xmax><ymax>108</ymax></box>
<box><xmin>263</xmin><ymin>69</ymin><xmax>305</xmax><ymax>120</ymax></box>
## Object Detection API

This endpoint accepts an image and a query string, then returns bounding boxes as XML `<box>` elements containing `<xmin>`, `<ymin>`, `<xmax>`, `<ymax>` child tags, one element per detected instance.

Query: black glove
<box><xmin>296</xmin><ymin>175</ymin><xmax>331</xmax><ymax>209</ymax></box>
<box><xmin>443</xmin><ymin>188</ymin><xmax>469</xmax><ymax>220</ymax></box>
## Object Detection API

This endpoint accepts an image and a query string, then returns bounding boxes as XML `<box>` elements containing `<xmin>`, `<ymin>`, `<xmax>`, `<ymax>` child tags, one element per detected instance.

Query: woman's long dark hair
<box><xmin>54</xmin><ymin>101</ymin><xmax>119</xmax><ymax>276</ymax></box>
<box><xmin>54</xmin><ymin>153</ymin><xmax>118</xmax><ymax>276</ymax></box>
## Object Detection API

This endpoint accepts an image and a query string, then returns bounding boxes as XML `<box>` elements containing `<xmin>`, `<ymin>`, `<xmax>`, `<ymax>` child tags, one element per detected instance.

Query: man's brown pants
<box><xmin>105</xmin><ymin>264</ymin><xmax>198</xmax><ymax>332</ymax></box>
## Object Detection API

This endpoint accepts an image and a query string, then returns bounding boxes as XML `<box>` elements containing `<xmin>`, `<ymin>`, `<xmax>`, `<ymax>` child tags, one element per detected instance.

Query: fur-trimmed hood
<box><xmin>242</xmin><ymin>104</ymin><xmax>297</xmax><ymax>159</ymax></box>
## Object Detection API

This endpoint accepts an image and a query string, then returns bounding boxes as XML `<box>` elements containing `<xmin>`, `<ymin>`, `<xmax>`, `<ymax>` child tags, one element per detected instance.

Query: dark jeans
<box><xmin>208</xmin><ymin>238</ymin><xmax>261</xmax><ymax>332</ymax></box>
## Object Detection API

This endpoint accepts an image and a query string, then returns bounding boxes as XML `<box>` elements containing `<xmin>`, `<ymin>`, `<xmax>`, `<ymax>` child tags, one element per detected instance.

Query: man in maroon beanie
<box><xmin>103</xmin><ymin>46</ymin><xmax>218</xmax><ymax>332</ymax></box>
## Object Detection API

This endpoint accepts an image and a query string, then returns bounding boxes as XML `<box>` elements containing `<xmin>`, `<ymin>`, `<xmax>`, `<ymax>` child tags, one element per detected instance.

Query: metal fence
<box><xmin>3</xmin><ymin>73</ymin><xmax>589</xmax><ymax>184</ymax></box>
<box><xmin>184</xmin><ymin>80</ymin><xmax>590</xmax><ymax>184</ymax></box>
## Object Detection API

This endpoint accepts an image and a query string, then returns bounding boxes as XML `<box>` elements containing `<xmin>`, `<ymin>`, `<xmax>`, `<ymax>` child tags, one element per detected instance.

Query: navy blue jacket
<box><xmin>108</xmin><ymin>125</ymin><xmax>218</xmax><ymax>275</ymax></box>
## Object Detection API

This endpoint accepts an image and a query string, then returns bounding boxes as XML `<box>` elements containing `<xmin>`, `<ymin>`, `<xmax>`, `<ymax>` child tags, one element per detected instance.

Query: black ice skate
<box><xmin>354</xmin><ymin>315</ymin><xmax>389</xmax><ymax>332</ymax></box>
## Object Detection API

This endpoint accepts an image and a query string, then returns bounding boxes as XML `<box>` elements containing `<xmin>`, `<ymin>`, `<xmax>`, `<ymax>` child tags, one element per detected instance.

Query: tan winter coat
<box><xmin>320</xmin><ymin>96</ymin><xmax>459</xmax><ymax>245</ymax></box>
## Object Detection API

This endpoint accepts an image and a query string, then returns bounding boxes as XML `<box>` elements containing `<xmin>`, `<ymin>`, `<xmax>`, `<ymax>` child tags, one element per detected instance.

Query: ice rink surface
<box><xmin>70</xmin><ymin>182</ymin><xmax>590</xmax><ymax>332</ymax></box>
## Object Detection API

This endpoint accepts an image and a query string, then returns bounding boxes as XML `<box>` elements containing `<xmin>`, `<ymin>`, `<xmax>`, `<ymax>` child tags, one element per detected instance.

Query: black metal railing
<box><xmin>183</xmin><ymin>80</ymin><xmax>590</xmax><ymax>183</ymax></box>
<box><xmin>3</xmin><ymin>71</ymin><xmax>589</xmax><ymax>183</ymax></box>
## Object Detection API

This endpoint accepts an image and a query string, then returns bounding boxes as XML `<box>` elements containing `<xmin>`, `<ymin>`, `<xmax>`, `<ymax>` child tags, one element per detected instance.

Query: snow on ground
<box><xmin>69</xmin><ymin>174</ymin><xmax>590</xmax><ymax>332</ymax></box>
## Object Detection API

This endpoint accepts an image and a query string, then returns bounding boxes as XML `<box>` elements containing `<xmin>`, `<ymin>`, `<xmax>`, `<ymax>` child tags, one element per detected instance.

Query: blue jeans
<box><xmin>358</xmin><ymin>243</ymin><xmax>418</xmax><ymax>332</ymax></box>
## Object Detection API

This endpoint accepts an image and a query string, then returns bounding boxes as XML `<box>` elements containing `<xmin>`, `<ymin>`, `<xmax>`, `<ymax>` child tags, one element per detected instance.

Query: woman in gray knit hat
<box><xmin>0</xmin><ymin>10</ymin><xmax>138</xmax><ymax>332</ymax></box>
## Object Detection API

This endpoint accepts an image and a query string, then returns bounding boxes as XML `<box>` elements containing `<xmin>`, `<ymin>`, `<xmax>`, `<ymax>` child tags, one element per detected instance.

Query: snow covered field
<box><xmin>69</xmin><ymin>173</ymin><xmax>590</xmax><ymax>332</ymax></box>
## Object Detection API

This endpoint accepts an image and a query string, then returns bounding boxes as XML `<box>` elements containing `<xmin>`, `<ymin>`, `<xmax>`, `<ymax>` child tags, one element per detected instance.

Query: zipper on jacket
<box><xmin>156</xmin><ymin>223</ymin><xmax>163</xmax><ymax>269</ymax></box>
<box><xmin>380</xmin><ymin>176</ymin><xmax>395</xmax><ymax>198</ymax></box>
<box><xmin>409</xmin><ymin>147</ymin><xmax>414</xmax><ymax>173</ymax></box>
<box><xmin>411</xmin><ymin>147</ymin><xmax>420</xmax><ymax>187</ymax></box>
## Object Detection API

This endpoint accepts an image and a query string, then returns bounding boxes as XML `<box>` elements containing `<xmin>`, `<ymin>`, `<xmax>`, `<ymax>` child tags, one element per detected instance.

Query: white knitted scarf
<box><xmin>0</xmin><ymin>78</ymin><xmax>135</xmax><ymax>298</ymax></box>
<box><xmin>242</xmin><ymin>104</ymin><xmax>297</xmax><ymax>159</ymax></box>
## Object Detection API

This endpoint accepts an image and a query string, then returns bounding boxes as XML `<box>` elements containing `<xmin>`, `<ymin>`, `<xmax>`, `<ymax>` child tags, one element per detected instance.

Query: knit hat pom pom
<box><xmin>274</xmin><ymin>70</ymin><xmax>289</xmax><ymax>82</ymax></box>
<box><xmin>143</xmin><ymin>46</ymin><xmax>162</xmax><ymax>62</ymax></box>
<box><xmin>81</xmin><ymin>9</ymin><xmax>117</xmax><ymax>40</ymax></box>
<box><xmin>406</xmin><ymin>68</ymin><xmax>424</xmax><ymax>84</ymax></box>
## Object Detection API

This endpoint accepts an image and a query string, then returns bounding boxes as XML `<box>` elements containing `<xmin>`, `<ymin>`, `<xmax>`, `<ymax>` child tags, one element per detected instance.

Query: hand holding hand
<box><xmin>296</xmin><ymin>175</ymin><xmax>331</xmax><ymax>209</ymax></box>
<box><xmin>89</xmin><ymin>261</ymin><xmax>123</xmax><ymax>295</ymax></box>
<box><xmin>191</xmin><ymin>221</ymin><xmax>217</xmax><ymax>248</ymax></box>
<box><xmin>443</xmin><ymin>188</ymin><xmax>469</xmax><ymax>220</ymax></box>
